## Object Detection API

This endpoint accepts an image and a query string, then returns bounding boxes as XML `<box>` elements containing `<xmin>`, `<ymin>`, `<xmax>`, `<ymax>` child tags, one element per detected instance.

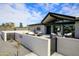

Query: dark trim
<box><xmin>28</xmin><ymin>23</ymin><xmax>43</xmax><ymax>26</ymax></box>
<box><xmin>50</xmin><ymin>12</ymin><xmax>75</xmax><ymax>19</ymax></box>
<box><xmin>41</xmin><ymin>12</ymin><xmax>51</xmax><ymax>24</ymax></box>
<box><xmin>28</xmin><ymin>12</ymin><xmax>78</xmax><ymax>26</ymax></box>
<box><xmin>41</xmin><ymin>12</ymin><xmax>76</xmax><ymax>24</ymax></box>
<box><xmin>75</xmin><ymin>20</ymin><xmax>79</xmax><ymax>21</ymax></box>
<box><xmin>50</xmin><ymin>14</ymin><xmax>75</xmax><ymax>20</ymax></box>
<box><xmin>55</xmin><ymin>38</ymin><xmax>57</xmax><ymax>52</ymax></box>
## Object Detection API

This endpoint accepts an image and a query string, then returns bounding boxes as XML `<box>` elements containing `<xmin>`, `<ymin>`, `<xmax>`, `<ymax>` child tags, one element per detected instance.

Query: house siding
<box><xmin>28</xmin><ymin>25</ymin><xmax>46</xmax><ymax>34</ymax></box>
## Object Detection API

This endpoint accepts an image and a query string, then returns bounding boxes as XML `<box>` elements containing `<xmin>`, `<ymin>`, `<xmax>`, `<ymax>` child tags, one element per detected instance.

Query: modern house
<box><xmin>25</xmin><ymin>12</ymin><xmax>79</xmax><ymax>56</ymax></box>
<box><xmin>1</xmin><ymin>12</ymin><xmax>79</xmax><ymax>56</ymax></box>
<box><xmin>28</xmin><ymin>12</ymin><xmax>79</xmax><ymax>38</ymax></box>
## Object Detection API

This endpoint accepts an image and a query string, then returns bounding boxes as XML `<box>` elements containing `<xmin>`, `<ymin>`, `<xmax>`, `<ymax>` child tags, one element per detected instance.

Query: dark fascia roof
<box><xmin>41</xmin><ymin>12</ymin><xmax>76</xmax><ymax>24</ymax></box>
<box><xmin>75</xmin><ymin>17</ymin><xmax>79</xmax><ymax>21</ymax></box>
<box><xmin>28</xmin><ymin>12</ymin><xmax>78</xmax><ymax>26</ymax></box>
<box><xmin>27</xmin><ymin>23</ymin><xmax>43</xmax><ymax>26</ymax></box>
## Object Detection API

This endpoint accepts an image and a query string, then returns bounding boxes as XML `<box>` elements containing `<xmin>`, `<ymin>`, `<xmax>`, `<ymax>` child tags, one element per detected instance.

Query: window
<box><xmin>37</xmin><ymin>27</ymin><xmax>41</xmax><ymax>31</ymax></box>
<box><xmin>63</xmin><ymin>24</ymin><xmax>75</xmax><ymax>37</ymax></box>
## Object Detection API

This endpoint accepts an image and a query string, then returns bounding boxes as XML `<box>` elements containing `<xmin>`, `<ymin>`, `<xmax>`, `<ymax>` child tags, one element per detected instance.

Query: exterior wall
<box><xmin>15</xmin><ymin>33</ymin><xmax>51</xmax><ymax>56</ymax></box>
<box><xmin>0</xmin><ymin>32</ymin><xmax>4</xmax><ymax>40</ymax></box>
<box><xmin>51</xmin><ymin>34</ymin><xmax>57</xmax><ymax>54</ymax></box>
<box><xmin>28</xmin><ymin>25</ymin><xmax>46</xmax><ymax>34</ymax></box>
<box><xmin>41</xmin><ymin>25</ymin><xmax>46</xmax><ymax>34</ymax></box>
<box><xmin>57</xmin><ymin>36</ymin><xmax>79</xmax><ymax>56</ymax></box>
<box><xmin>15</xmin><ymin>27</ymin><xmax>28</xmax><ymax>30</ymax></box>
<box><xmin>75</xmin><ymin>21</ymin><xmax>79</xmax><ymax>38</ymax></box>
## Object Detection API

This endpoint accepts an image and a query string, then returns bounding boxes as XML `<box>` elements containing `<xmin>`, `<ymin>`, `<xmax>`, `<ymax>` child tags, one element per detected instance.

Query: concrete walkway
<box><xmin>25</xmin><ymin>52</ymin><xmax>63</xmax><ymax>56</ymax></box>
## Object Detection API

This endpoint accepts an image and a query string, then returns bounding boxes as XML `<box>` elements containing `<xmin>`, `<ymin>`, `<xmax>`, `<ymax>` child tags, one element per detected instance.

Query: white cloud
<box><xmin>39</xmin><ymin>3</ymin><xmax>59</xmax><ymax>11</ymax></box>
<box><xmin>0</xmin><ymin>3</ymin><xmax>43</xmax><ymax>27</ymax></box>
<box><xmin>0</xmin><ymin>3</ymin><xmax>79</xmax><ymax>27</ymax></box>
<box><xmin>58</xmin><ymin>4</ymin><xmax>79</xmax><ymax>17</ymax></box>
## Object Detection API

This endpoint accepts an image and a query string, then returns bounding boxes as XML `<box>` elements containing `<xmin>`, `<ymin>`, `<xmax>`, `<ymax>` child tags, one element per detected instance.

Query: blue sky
<box><xmin>0</xmin><ymin>3</ymin><xmax>79</xmax><ymax>27</ymax></box>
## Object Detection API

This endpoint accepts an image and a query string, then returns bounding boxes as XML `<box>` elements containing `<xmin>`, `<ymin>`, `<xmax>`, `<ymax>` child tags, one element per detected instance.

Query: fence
<box><xmin>57</xmin><ymin>37</ymin><xmax>79</xmax><ymax>56</ymax></box>
<box><xmin>15</xmin><ymin>33</ymin><xmax>52</xmax><ymax>56</ymax></box>
<box><xmin>11</xmin><ymin>33</ymin><xmax>79</xmax><ymax>56</ymax></box>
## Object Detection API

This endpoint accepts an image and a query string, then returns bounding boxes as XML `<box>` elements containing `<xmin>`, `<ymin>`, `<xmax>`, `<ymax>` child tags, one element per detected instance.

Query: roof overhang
<box><xmin>42</xmin><ymin>14</ymin><xmax>55</xmax><ymax>24</ymax></box>
<box><xmin>41</xmin><ymin>12</ymin><xmax>76</xmax><ymax>24</ymax></box>
<box><xmin>28</xmin><ymin>23</ymin><xmax>43</xmax><ymax>26</ymax></box>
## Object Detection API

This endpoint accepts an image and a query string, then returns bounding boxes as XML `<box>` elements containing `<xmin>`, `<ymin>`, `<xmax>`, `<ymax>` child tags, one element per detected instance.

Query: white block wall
<box><xmin>75</xmin><ymin>21</ymin><xmax>79</xmax><ymax>38</ymax></box>
<box><xmin>57</xmin><ymin>37</ymin><xmax>79</xmax><ymax>56</ymax></box>
<box><xmin>15</xmin><ymin>33</ymin><xmax>51</xmax><ymax>56</ymax></box>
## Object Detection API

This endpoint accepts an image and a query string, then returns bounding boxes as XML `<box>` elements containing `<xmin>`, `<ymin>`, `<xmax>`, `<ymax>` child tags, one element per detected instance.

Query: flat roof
<box><xmin>27</xmin><ymin>23</ymin><xmax>43</xmax><ymax>26</ymax></box>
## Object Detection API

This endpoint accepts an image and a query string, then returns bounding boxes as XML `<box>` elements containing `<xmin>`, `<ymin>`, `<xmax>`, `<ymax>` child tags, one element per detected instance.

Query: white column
<box><xmin>4</xmin><ymin>33</ymin><xmax>7</xmax><ymax>42</ymax></box>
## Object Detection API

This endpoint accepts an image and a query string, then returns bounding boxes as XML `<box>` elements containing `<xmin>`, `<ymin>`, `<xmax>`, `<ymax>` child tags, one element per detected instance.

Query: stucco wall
<box><xmin>75</xmin><ymin>21</ymin><xmax>79</xmax><ymax>38</ymax></box>
<box><xmin>15</xmin><ymin>33</ymin><xmax>79</xmax><ymax>56</ymax></box>
<box><xmin>57</xmin><ymin>37</ymin><xmax>79</xmax><ymax>56</ymax></box>
<box><xmin>28</xmin><ymin>25</ymin><xmax>46</xmax><ymax>34</ymax></box>
<box><xmin>15</xmin><ymin>33</ymin><xmax>51</xmax><ymax>56</ymax></box>
<box><xmin>51</xmin><ymin>35</ymin><xmax>56</xmax><ymax>54</ymax></box>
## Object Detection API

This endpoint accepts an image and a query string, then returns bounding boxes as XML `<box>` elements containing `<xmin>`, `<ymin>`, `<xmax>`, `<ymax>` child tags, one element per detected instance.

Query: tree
<box><xmin>1</xmin><ymin>23</ymin><xmax>15</xmax><ymax>30</ymax></box>
<box><xmin>10</xmin><ymin>23</ymin><xmax>15</xmax><ymax>29</ymax></box>
<box><xmin>2</xmin><ymin>23</ymin><xmax>5</xmax><ymax>27</ymax></box>
<box><xmin>19</xmin><ymin>23</ymin><xmax>23</xmax><ymax>28</ymax></box>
